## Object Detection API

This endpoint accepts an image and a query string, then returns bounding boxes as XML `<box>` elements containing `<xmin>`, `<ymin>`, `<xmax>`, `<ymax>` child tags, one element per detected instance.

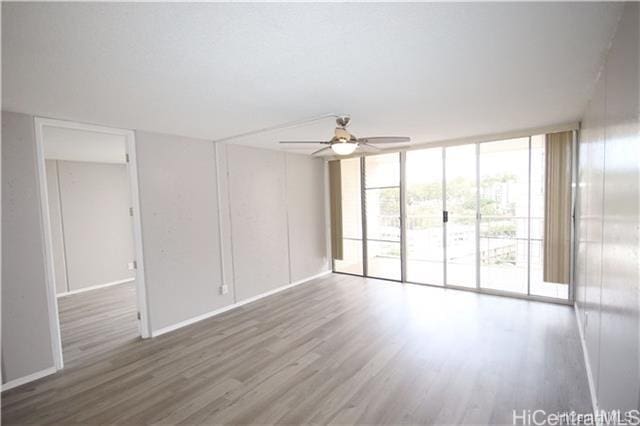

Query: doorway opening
<box><xmin>35</xmin><ymin>118</ymin><xmax>150</xmax><ymax>370</ymax></box>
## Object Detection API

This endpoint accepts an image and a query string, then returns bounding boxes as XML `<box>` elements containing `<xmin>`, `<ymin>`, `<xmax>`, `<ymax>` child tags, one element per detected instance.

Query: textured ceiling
<box><xmin>2</xmin><ymin>2</ymin><xmax>623</xmax><ymax>153</ymax></box>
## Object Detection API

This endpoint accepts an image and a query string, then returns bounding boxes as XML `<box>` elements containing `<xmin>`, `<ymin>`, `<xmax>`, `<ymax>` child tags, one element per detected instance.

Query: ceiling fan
<box><xmin>279</xmin><ymin>116</ymin><xmax>410</xmax><ymax>156</ymax></box>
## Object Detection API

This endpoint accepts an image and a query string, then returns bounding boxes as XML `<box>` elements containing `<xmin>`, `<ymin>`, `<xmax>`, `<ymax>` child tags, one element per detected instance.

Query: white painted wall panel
<box><xmin>597</xmin><ymin>4</ymin><xmax>639</xmax><ymax>411</ymax></box>
<box><xmin>576</xmin><ymin>2</ymin><xmax>639</xmax><ymax>411</ymax></box>
<box><xmin>574</xmin><ymin>122</ymin><xmax>589</xmax><ymax>327</ymax></box>
<box><xmin>135</xmin><ymin>131</ymin><xmax>231</xmax><ymax>332</ymax></box>
<box><xmin>583</xmin><ymin>75</ymin><xmax>605</xmax><ymax>395</ymax></box>
<box><xmin>56</xmin><ymin>161</ymin><xmax>135</xmax><ymax>292</ymax></box>
<box><xmin>1</xmin><ymin>111</ymin><xmax>55</xmax><ymax>383</ymax></box>
<box><xmin>225</xmin><ymin>144</ymin><xmax>291</xmax><ymax>301</ymax></box>
<box><xmin>285</xmin><ymin>153</ymin><xmax>329</xmax><ymax>282</ymax></box>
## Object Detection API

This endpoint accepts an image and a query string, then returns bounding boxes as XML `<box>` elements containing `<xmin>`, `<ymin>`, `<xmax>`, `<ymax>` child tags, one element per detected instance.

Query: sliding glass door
<box><xmin>406</xmin><ymin>148</ymin><xmax>444</xmax><ymax>285</ymax></box>
<box><xmin>333</xmin><ymin>157</ymin><xmax>363</xmax><ymax>275</ymax></box>
<box><xmin>402</xmin><ymin>141</ymin><xmax>542</xmax><ymax>293</ymax></box>
<box><xmin>444</xmin><ymin>145</ymin><xmax>477</xmax><ymax>288</ymax></box>
<box><xmin>364</xmin><ymin>154</ymin><xmax>401</xmax><ymax>280</ymax></box>
<box><xmin>478</xmin><ymin>138</ymin><xmax>530</xmax><ymax>294</ymax></box>
<box><xmin>333</xmin><ymin>133</ymin><xmax>572</xmax><ymax>302</ymax></box>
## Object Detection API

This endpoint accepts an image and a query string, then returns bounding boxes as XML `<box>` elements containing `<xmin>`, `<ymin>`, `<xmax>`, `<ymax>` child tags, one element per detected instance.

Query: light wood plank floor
<box><xmin>2</xmin><ymin>274</ymin><xmax>591</xmax><ymax>425</ymax></box>
<box><xmin>58</xmin><ymin>281</ymin><xmax>139</xmax><ymax>366</ymax></box>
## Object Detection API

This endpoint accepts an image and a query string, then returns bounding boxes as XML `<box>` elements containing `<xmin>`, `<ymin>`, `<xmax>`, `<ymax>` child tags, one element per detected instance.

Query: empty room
<box><xmin>1</xmin><ymin>2</ymin><xmax>638</xmax><ymax>426</ymax></box>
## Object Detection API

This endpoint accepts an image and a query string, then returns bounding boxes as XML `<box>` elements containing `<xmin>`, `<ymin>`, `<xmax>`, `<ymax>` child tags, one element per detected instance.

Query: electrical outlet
<box><xmin>127</xmin><ymin>262</ymin><xmax>136</xmax><ymax>271</ymax></box>
<box><xmin>220</xmin><ymin>284</ymin><xmax>229</xmax><ymax>295</ymax></box>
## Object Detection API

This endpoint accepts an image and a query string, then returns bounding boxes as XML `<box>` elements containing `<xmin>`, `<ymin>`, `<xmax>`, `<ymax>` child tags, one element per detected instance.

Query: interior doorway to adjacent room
<box><xmin>34</xmin><ymin>118</ymin><xmax>150</xmax><ymax>369</ymax></box>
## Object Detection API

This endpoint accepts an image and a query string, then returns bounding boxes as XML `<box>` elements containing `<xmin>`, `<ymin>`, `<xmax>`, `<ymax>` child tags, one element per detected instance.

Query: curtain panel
<box><xmin>543</xmin><ymin>131</ymin><xmax>573</xmax><ymax>284</ymax></box>
<box><xmin>328</xmin><ymin>160</ymin><xmax>343</xmax><ymax>260</ymax></box>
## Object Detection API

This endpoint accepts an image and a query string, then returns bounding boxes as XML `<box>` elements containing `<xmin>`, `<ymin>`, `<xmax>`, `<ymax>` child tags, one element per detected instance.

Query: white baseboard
<box><xmin>57</xmin><ymin>278</ymin><xmax>135</xmax><ymax>298</ymax></box>
<box><xmin>152</xmin><ymin>270</ymin><xmax>332</xmax><ymax>337</ymax></box>
<box><xmin>1</xmin><ymin>366</ymin><xmax>57</xmax><ymax>392</ymax></box>
<box><xmin>574</xmin><ymin>303</ymin><xmax>599</xmax><ymax>415</ymax></box>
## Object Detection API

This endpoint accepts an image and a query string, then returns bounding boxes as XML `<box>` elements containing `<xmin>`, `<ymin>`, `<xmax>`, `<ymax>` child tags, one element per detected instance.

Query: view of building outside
<box><xmin>444</xmin><ymin>144</ymin><xmax>478</xmax><ymax>288</ymax></box>
<box><xmin>478</xmin><ymin>138</ymin><xmax>529</xmax><ymax>294</ymax></box>
<box><xmin>333</xmin><ymin>157</ymin><xmax>363</xmax><ymax>275</ymax></box>
<box><xmin>364</xmin><ymin>153</ymin><xmax>401</xmax><ymax>280</ymax></box>
<box><xmin>406</xmin><ymin>147</ymin><xmax>444</xmax><ymax>285</ymax></box>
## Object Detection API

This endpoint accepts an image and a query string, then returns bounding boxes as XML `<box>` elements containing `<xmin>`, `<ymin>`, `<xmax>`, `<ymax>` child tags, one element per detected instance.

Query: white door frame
<box><xmin>34</xmin><ymin>117</ymin><xmax>151</xmax><ymax>370</ymax></box>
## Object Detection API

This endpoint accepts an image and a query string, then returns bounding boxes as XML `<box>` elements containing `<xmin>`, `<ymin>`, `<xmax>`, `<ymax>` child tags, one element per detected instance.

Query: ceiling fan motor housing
<box><xmin>334</xmin><ymin>127</ymin><xmax>357</xmax><ymax>143</ymax></box>
<box><xmin>336</xmin><ymin>116</ymin><xmax>351</xmax><ymax>128</ymax></box>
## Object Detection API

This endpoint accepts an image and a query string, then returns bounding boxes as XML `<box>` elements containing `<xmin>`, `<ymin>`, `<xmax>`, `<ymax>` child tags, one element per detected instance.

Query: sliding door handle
<box><xmin>443</xmin><ymin>210</ymin><xmax>449</xmax><ymax>223</ymax></box>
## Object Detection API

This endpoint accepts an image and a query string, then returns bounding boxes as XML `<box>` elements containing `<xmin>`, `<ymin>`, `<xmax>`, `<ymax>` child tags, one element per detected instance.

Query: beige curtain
<box><xmin>543</xmin><ymin>131</ymin><xmax>572</xmax><ymax>284</ymax></box>
<box><xmin>329</xmin><ymin>160</ymin><xmax>343</xmax><ymax>260</ymax></box>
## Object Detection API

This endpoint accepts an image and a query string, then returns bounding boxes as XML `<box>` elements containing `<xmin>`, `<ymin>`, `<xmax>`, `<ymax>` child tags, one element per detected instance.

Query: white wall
<box><xmin>285</xmin><ymin>153</ymin><xmax>329</xmax><ymax>282</ymax></box>
<box><xmin>45</xmin><ymin>160</ymin><xmax>135</xmax><ymax>294</ymax></box>
<box><xmin>221</xmin><ymin>145</ymin><xmax>329</xmax><ymax>302</ymax></box>
<box><xmin>1</xmin><ymin>114</ymin><xmax>329</xmax><ymax>385</ymax></box>
<box><xmin>43</xmin><ymin>126</ymin><xmax>127</xmax><ymax>164</ymax></box>
<box><xmin>575</xmin><ymin>2</ymin><xmax>639</xmax><ymax>412</ymax></box>
<box><xmin>225</xmin><ymin>145</ymin><xmax>292</xmax><ymax>301</ymax></box>
<box><xmin>135</xmin><ymin>131</ymin><xmax>231</xmax><ymax>332</ymax></box>
<box><xmin>137</xmin><ymin>139</ymin><xmax>329</xmax><ymax>333</ymax></box>
<box><xmin>1</xmin><ymin>111</ymin><xmax>55</xmax><ymax>384</ymax></box>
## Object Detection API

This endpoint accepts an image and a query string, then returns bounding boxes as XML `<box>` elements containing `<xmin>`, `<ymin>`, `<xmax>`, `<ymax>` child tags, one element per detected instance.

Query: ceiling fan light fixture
<box><xmin>331</xmin><ymin>141</ymin><xmax>358</xmax><ymax>156</ymax></box>
<box><xmin>278</xmin><ymin>116</ymin><xmax>409</xmax><ymax>156</ymax></box>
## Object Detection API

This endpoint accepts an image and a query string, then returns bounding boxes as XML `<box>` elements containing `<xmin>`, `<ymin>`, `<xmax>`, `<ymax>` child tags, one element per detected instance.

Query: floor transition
<box><xmin>1</xmin><ymin>273</ymin><xmax>591</xmax><ymax>425</ymax></box>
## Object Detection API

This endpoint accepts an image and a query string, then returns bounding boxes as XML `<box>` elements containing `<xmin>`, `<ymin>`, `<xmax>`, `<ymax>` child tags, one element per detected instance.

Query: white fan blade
<box><xmin>311</xmin><ymin>146</ymin><xmax>333</xmax><ymax>156</ymax></box>
<box><xmin>357</xmin><ymin>136</ymin><xmax>410</xmax><ymax>144</ymax></box>
<box><xmin>279</xmin><ymin>141</ymin><xmax>329</xmax><ymax>144</ymax></box>
<box><xmin>359</xmin><ymin>142</ymin><xmax>381</xmax><ymax>151</ymax></box>
<box><xmin>280</xmin><ymin>146</ymin><xmax>321</xmax><ymax>150</ymax></box>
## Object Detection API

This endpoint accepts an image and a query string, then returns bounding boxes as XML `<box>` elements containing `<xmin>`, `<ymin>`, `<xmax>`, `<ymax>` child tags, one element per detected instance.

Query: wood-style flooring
<box><xmin>58</xmin><ymin>281</ymin><xmax>139</xmax><ymax>366</ymax></box>
<box><xmin>1</xmin><ymin>274</ymin><xmax>592</xmax><ymax>425</ymax></box>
